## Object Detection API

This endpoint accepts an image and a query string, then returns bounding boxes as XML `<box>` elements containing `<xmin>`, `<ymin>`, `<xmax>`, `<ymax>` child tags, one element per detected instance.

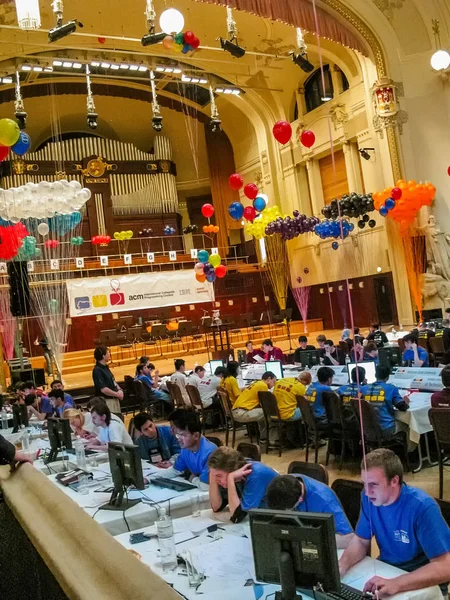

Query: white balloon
<box><xmin>52</xmin><ymin>181</ymin><xmax>64</xmax><ymax>196</ymax></box>
<box><xmin>81</xmin><ymin>188</ymin><xmax>91</xmax><ymax>200</ymax></box>
<box><xmin>69</xmin><ymin>180</ymin><xmax>82</xmax><ymax>192</ymax></box>
<box><xmin>9</xmin><ymin>216</ymin><xmax>20</xmax><ymax>224</ymax></box>
<box><xmin>37</xmin><ymin>222</ymin><xmax>49</xmax><ymax>236</ymax></box>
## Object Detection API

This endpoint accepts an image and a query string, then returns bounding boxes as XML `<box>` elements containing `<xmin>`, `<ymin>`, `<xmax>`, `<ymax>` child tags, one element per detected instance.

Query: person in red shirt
<box><xmin>245</xmin><ymin>341</ymin><xmax>264</xmax><ymax>364</ymax></box>
<box><xmin>262</xmin><ymin>339</ymin><xmax>286</xmax><ymax>363</ymax></box>
<box><xmin>431</xmin><ymin>365</ymin><xmax>450</xmax><ymax>408</ymax></box>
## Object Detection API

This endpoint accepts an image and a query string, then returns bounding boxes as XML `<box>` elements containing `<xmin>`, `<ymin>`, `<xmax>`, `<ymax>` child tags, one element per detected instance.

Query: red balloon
<box><xmin>215</xmin><ymin>265</ymin><xmax>227</xmax><ymax>278</ymax></box>
<box><xmin>244</xmin><ymin>183</ymin><xmax>258</xmax><ymax>200</ymax></box>
<box><xmin>391</xmin><ymin>187</ymin><xmax>402</xmax><ymax>200</ymax></box>
<box><xmin>300</xmin><ymin>130</ymin><xmax>316</xmax><ymax>148</ymax></box>
<box><xmin>201</xmin><ymin>203</ymin><xmax>214</xmax><ymax>218</ymax></box>
<box><xmin>184</xmin><ymin>31</ymin><xmax>195</xmax><ymax>44</ymax></box>
<box><xmin>98</xmin><ymin>37</ymin><xmax>106</xmax><ymax>44</ymax></box>
<box><xmin>243</xmin><ymin>206</ymin><xmax>257</xmax><ymax>222</ymax></box>
<box><xmin>448</xmin><ymin>166</ymin><xmax>450</xmax><ymax>176</ymax></box>
<box><xmin>191</xmin><ymin>37</ymin><xmax>200</xmax><ymax>50</ymax></box>
<box><xmin>229</xmin><ymin>173</ymin><xmax>244</xmax><ymax>191</ymax></box>
<box><xmin>0</xmin><ymin>145</ymin><xmax>8</xmax><ymax>162</ymax></box>
<box><xmin>273</xmin><ymin>121</ymin><xmax>292</xmax><ymax>145</ymax></box>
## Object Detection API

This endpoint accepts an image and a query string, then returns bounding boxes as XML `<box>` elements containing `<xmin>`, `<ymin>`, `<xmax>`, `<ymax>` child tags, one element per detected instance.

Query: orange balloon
<box><xmin>408</xmin><ymin>180</ymin><xmax>416</xmax><ymax>186</ymax></box>
<box><xmin>196</xmin><ymin>273</ymin><xmax>206</xmax><ymax>282</ymax></box>
<box><xmin>202</xmin><ymin>225</ymin><xmax>208</xmax><ymax>233</ymax></box>
<box><xmin>214</xmin><ymin>225</ymin><xmax>219</xmax><ymax>233</ymax></box>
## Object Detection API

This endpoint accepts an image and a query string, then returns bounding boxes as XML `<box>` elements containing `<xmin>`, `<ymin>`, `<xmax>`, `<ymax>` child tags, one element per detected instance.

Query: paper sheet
<box><xmin>188</xmin><ymin>536</ymin><xmax>256</xmax><ymax>581</ymax></box>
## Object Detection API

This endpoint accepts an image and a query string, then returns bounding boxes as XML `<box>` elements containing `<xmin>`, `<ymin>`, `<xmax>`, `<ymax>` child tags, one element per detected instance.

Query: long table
<box><xmin>114</xmin><ymin>509</ymin><xmax>442</xmax><ymax>600</ymax></box>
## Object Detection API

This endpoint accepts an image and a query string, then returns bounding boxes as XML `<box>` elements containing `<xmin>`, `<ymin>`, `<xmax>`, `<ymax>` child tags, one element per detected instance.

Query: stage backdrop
<box><xmin>66</xmin><ymin>271</ymin><xmax>214</xmax><ymax>317</ymax></box>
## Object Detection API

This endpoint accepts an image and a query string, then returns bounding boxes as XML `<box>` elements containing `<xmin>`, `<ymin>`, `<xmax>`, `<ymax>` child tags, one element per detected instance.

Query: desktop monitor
<box><xmin>103</xmin><ymin>442</ymin><xmax>145</xmax><ymax>510</ymax></box>
<box><xmin>266</xmin><ymin>361</ymin><xmax>283</xmax><ymax>380</ymax></box>
<box><xmin>210</xmin><ymin>360</ymin><xmax>224</xmax><ymax>374</ymax></box>
<box><xmin>298</xmin><ymin>350</ymin><xmax>321</xmax><ymax>369</ymax></box>
<box><xmin>12</xmin><ymin>404</ymin><xmax>29</xmax><ymax>433</ymax></box>
<box><xmin>250</xmin><ymin>509</ymin><xmax>340</xmax><ymax>599</ymax></box>
<box><xmin>47</xmin><ymin>417</ymin><xmax>73</xmax><ymax>463</ymax></box>
<box><xmin>237</xmin><ymin>349</ymin><xmax>247</xmax><ymax>365</ymax></box>
<box><xmin>347</xmin><ymin>361</ymin><xmax>376</xmax><ymax>384</ymax></box>
<box><xmin>378</xmin><ymin>347</ymin><xmax>402</xmax><ymax>371</ymax></box>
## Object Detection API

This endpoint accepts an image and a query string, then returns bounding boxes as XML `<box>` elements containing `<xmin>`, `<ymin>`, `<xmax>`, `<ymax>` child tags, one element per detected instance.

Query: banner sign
<box><xmin>66</xmin><ymin>270</ymin><xmax>214</xmax><ymax>317</ymax></box>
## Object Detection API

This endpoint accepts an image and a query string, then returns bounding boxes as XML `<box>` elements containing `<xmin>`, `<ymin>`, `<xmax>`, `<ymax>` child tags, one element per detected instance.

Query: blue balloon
<box><xmin>206</xmin><ymin>271</ymin><xmax>216</xmax><ymax>282</ymax></box>
<box><xmin>379</xmin><ymin>205</ymin><xmax>388</xmax><ymax>217</ymax></box>
<box><xmin>253</xmin><ymin>196</ymin><xmax>266</xmax><ymax>212</ymax></box>
<box><xmin>198</xmin><ymin>249</ymin><xmax>210</xmax><ymax>264</ymax></box>
<box><xmin>228</xmin><ymin>202</ymin><xmax>244</xmax><ymax>221</ymax></box>
<box><xmin>11</xmin><ymin>131</ymin><xmax>31</xmax><ymax>156</ymax></box>
<box><xmin>332</xmin><ymin>241</ymin><xmax>339</xmax><ymax>250</ymax></box>
<box><xmin>385</xmin><ymin>198</ymin><xmax>396</xmax><ymax>210</ymax></box>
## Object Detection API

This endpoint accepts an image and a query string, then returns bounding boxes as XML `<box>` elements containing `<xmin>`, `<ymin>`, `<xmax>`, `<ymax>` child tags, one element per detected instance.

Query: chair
<box><xmin>166</xmin><ymin>380</ymin><xmax>188</xmax><ymax>409</ymax></box>
<box><xmin>428</xmin><ymin>408</ymin><xmax>450</xmax><ymax>499</ymax></box>
<box><xmin>418</xmin><ymin>337</ymin><xmax>429</xmax><ymax>352</ymax></box>
<box><xmin>397</xmin><ymin>337</ymin><xmax>406</xmax><ymax>353</ymax></box>
<box><xmin>217</xmin><ymin>388</ymin><xmax>238</xmax><ymax>447</ymax></box>
<box><xmin>296</xmin><ymin>395</ymin><xmax>328</xmax><ymax>463</ymax></box>
<box><xmin>128</xmin><ymin>417</ymin><xmax>136</xmax><ymax>440</ymax></box>
<box><xmin>287</xmin><ymin>461</ymin><xmax>329</xmax><ymax>485</ymax></box>
<box><xmin>186</xmin><ymin>384</ymin><xmax>224</xmax><ymax>433</ymax></box>
<box><xmin>350</xmin><ymin>398</ymin><xmax>410</xmax><ymax>471</ymax></box>
<box><xmin>436</xmin><ymin>498</ymin><xmax>450</xmax><ymax>527</ymax></box>
<box><xmin>258</xmin><ymin>390</ymin><xmax>283</xmax><ymax>457</ymax></box>
<box><xmin>237</xmin><ymin>442</ymin><xmax>261</xmax><ymax>462</ymax></box>
<box><xmin>430</xmin><ymin>336</ymin><xmax>445</xmax><ymax>362</ymax></box>
<box><xmin>331</xmin><ymin>479</ymin><xmax>364</xmax><ymax>530</ymax></box>
<box><xmin>206</xmin><ymin>436</ymin><xmax>222</xmax><ymax>447</ymax></box>
<box><xmin>338</xmin><ymin>341</ymin><xmax>350</xmax><ymax>355</ymax></box>
<box><xmin>322</xmin><ymin>391</ymin><xmax>361</xmax><ymax>470</ymax></box>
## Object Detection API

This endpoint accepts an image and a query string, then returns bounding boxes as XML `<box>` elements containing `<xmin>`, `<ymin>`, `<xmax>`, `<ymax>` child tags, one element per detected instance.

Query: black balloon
<box><xmin>368</xmin><ymin>219</ymin><xmax>376</xmax><ymax>228</ymax></box>
<box><xmin>358</xmin><ymin>220</ymin><xmax>366</xmax><ymax>229</ymax></box>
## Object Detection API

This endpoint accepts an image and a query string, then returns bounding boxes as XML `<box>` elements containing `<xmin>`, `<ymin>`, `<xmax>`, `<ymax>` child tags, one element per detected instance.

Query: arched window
<box><xmin>304</xmin><ymin>65</ymin><xmax>333</xmax><ymax>113</ymax></box>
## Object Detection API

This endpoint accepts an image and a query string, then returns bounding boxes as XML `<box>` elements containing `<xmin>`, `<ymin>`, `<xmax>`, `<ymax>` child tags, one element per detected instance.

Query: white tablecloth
<box><xmin>396</xmin><ymin>392</ymin><xmax>432</xmax><ymax>444</ymax></box>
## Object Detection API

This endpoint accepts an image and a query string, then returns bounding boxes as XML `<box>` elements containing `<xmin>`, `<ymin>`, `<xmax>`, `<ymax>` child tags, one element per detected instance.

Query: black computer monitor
<box><xmin>378</xmin><ymin>347</ymin><xmax>403</xmax><ymax>371</ymax></box>
<box><xmin>12</xmin><ymin>404</ymin><xmax>29</xmax><ymax>433</ymax></box>
<box><xmin>237</xmin><ymin>349</ymin><xmax>247</xmax><ymax>365</ymax></box>
<box><xmin>250</xmin><ymin>509</ymin><xmax>340</xmax><ymax>600</ymax></box>
<box><xmin>102</xmin><ymin>442</ymin><xmax>145</xmax><ymax>511</ymax></box>
<box><xmin>10</xmin><ymin>368</ymin><xmax>46</xmax><ymax>387</ymax></box>
<box><xmin>46</xmin><ymin>417</ymin><xmax>73</xmax><ymax>463</ymax></box>
<box><xmin>298</xmin><ymin>350</ymin><xmax>321</xmax><ymax>369</ymax></box>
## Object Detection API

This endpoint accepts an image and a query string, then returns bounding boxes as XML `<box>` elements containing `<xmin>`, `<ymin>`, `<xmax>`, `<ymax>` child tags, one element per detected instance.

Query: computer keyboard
<box><xmin>325</xmin><ymin>583</ymin><xmax>373</xmax><ymax>600</ymax></box>
<box><xmin>151</xmin><ymin>477</ymin><xmax>197</xmax><ymax>492</ymax></box>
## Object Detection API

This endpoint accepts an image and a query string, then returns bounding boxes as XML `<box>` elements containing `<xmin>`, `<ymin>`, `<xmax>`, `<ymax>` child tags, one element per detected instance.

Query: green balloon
<box><xmin>174</xmin><ymin>32</ymin><xmax>184</xmax><ymax>44</ymax></box>
<box><xmin>0</xmin><ymin>118</ymin><xmax>20</xmax><ymax>147</ymax></box>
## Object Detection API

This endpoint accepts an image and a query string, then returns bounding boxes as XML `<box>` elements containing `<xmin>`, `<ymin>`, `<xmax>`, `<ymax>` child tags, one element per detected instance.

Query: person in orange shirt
<box><xmin>232</xmin><ymin>371</ymin><xmax>277</xmax><ymax>442</ymax></box>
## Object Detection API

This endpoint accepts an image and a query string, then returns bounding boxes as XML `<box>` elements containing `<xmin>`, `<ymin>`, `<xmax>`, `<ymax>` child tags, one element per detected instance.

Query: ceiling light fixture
<box><xmin>157</xmin><ymin>65</ymin><xmax>182</xmax><ymax>74</ymax></box>
<box><xmin>15</xmin><ymin>0</ymin><xmax>41</xmax><ymax>30</ymax></box>
<box><xmin>219</xmin><ymin>7</ymin><xmax>245</xmax><ymax>58</ymax></box>
<box><xmin>53</xmin><ymin>60</ymin><xmax>63</xmax><ymax>66</ymax></box>
<box><xmin>2</xmin><ymin>77</ymin><xmax>13</xmax><ymax>84</ymax></box>
<box><xmin>215</xmin><ymin>86</ymin><xmax>241</xmax><ymax>95</ymax></box>
<box><xmin>14</xmin><ymin>70</ymin><xmax>27</xmax><ymax>129</ymax></box>
<box><xmin>48</xmin><ymin>0</ymin><xmax>83</xmax><ymax>43</ymax></box>
<box><xmin>182</xmin><ymin>74</ymin><xmax>208</xmax><ymax>84</ymax></box>
<box><xmin>209</xmin><ymin>85</ymin><xmax>221</xmax><ymax>132</ymax></box>
<box><xmin>141</xmin><ymin>0</ymin><xmax>166</xmax><ymax>46</ymax></box>
<box><xmin>290</xmin><ymin>27</ymin><xmax>314</xmax><ymax>72</ymax></box>
<box><xmin>430</xmin><ymin>19</ymin><xmax>450</xmax><ymax>71</ymax></box>
<box><xmin>159</xmin><ymin>8</ymin><xmax>184</xmax><ymax>35</ymax></box>
<box><xmin>85</xmin><ymin>65</ymin><xmax>98</xmax><ymax>130</ymax></box>
<box><xmin>21</xmin><ymin>65</ymin><xmax>32</xmax><ymax>71</ymax></box>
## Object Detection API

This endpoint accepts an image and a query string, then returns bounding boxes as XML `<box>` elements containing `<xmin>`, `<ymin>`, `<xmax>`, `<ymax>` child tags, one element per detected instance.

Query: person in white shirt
<box><xmin>198</xmin><ymin>367</ymin><xmax>226</xmax><ymax>408</ymax></box>
<box><xmin>170</xmin><ymin>358</ymin><xmax>191</xmax><ymax>406</ymax></box>
<box><xmin>187</xmin><ymin>365</ymin><xmax>206</xmax><ymax>388</ymax></box>
<box><xmin>86</xmin><ymin>402</ymin><xmax>132</xmax><ymax>451</ymax></box>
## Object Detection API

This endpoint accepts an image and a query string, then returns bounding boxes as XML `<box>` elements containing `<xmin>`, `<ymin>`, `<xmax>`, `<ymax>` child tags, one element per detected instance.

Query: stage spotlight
<box><xmin>48</xmin><ymin>19</ymin><xmax>83</xmax><ymax>43</ymax></box>
<box><xmin>291</xmin><ymin>51</ymin><xmax>314</xmax><ymax>72</ymax></box>
<box><xmin>141</xmin><ymin>32</ymin><xmax>167</xmax><ymax>46</ymax></box>
<box><xmin>87</xmin><ymin>111</ymin><xmax>98</xmax><ymax>130</ymax></box>
<box><xmin>152</xmin><ymin>115</ymin><xmax>163</xmax><ymax>132</ymax></box>
<box><xmin>15</xmin><ymin>110</ymin><xmax>27</xmax><ymax>129</ymax></box>
<box><xmin>210</xmin><ymin>117</ymin><xmax>221</xmax><ymax>133</ymax></box>
<box><xmin>219</xmin><ymin>37</ymin><xmax>245</xmax><ymax>58</ymax></box>
<box><xmin>358</xmin><ymin>147</ymin><xmax>375</xmax><ymax>161</ymax></box>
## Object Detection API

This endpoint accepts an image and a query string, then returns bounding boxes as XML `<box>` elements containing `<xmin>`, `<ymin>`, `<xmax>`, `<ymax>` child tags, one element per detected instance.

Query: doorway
<box><xmin>374</xmin><ymin>275</ymin><xmax>396</xmax><ymax>325</ymax></box>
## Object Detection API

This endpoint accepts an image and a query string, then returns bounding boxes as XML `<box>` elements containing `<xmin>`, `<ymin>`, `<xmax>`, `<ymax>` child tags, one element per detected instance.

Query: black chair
<box><xmin>296</xmin><ymin>395</ymin><xmax>328</xmax><ymax>463</ymax></box>
<box><xmin>430</xmin><ymin>336</ymin><xmax>445</xmax><ymax>363</ymax></box>
<box><xmin>237</xmin><ymin>442</ymin><xmax>261</xmax><ymax>461</ymax></box>
<box><xmin>436</xmin><ymin>498</ymin><xmax>450</xmax><ymax>526</ymax></box>
<box><xmin>322</xmin><ymin>391</ymin><xmax>361</xmax><ymax>470</ymax></box>
<box><xmin>258</xmin><ymin>391</ymin><xmax>283</xmax><ymax>457</ymax></box>
<box><xmin>331</xmin><ymin>478</ymin><xmax>364</xmax><ymax>530</ymax></box>
<box><xmin>217</xmin><ymin>389</ymin><xmax>239</xmax><ymax>447</ymax></box>
<box><xmin>287</xmin><ymin>461</ymin><xmax>329</xmax><ymax>485</ymax></box>
<box><xmin>128</xmin><ymin>417</ymin><xmax>136</xmax><ymax>441</ymax></box>
<box><xmin>186</xmin><ymin>384</ymin><xmax>224</xmax><ymax>433</ymax></box>
<box><xmin>206</xmin><ymin>436</ymin><xmax>222</xmax><ymax>447</ymax></box>
<box><xmin>350</xmin><ymin>399</ymin><xmax>410</xmax><ymax>472</ymax></box>
<box><xmin>428</xmin><ymin>408</ymin><xmax>450</xmax><ymax>499</ymax></box>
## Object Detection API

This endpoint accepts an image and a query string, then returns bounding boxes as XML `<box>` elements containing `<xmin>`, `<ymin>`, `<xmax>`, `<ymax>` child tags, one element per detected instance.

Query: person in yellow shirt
<box><xmin>273</xmin><ymin>376</ymin><xmax>306</xmax><ymax>421</ymax></box>
<box><xmin>232</xmin><ymin>371</ymin><xmax>277</xmax><ymax>442</ymax></box>
<box><xmin>221</xmin><ymin>361</ymin><xmax>242</xmax><ymax>404</ymax></box>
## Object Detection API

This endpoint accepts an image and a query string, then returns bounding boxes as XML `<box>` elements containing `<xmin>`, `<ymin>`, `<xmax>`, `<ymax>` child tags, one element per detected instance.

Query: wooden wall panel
<box><xmin>319</xmin><ymin>150</ymin><xmax>349</xmax><ymax>204</ymax></box>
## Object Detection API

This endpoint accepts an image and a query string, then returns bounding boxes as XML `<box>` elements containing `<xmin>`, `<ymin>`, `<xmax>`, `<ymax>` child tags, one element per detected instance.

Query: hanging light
<box><xmin>14</xmin><ymin>71</ymin><xmax>27</xmax><ymax>129</ymax></box>
<box><xmin>150</xmin><ymin>71</ymin><xmax>163</xmax><ymax>131</ymax></box>
<box><xmin>159</xmin><ymin>8</ymin><xmax>184</xmax><ymax>35</ymax></box>
<box><xmin>85</xmin><ymin>65</ymin><xmax>98</xmax><ymax>130</ymax></box>
<box><xmin>430</xmin><ymin>19</ymin><xmax>450</xmax><ymax>71</ymax></box>
<box><xmin>15</xmin><ymin>0</ymin><xmax>41</xmax><ymax>30</ymax></box>
<box><xmin>209</xmin><ymin>86</ymin><xmax>221</xmax><ymax>132</ymax></box>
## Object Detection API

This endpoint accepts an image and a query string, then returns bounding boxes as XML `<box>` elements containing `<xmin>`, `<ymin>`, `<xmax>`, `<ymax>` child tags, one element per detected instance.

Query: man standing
<box><xmin>133</xmin><ymin>411</ymin><xmax>180</xmax><ymax>466</ymax></box>
<box><xmin>367</xmin><ymin>323</ymin><xmax>389</xmax><ymax>348</ymax></box>
<box><xmin>92</xmin><ymin>346</ymin><xmax>124</xmax><ymax>403</ymax></box>
<box><xmin>340</xmin><ymin>449</ymin><xmax>450</xmax><ymax>597</ymax></box>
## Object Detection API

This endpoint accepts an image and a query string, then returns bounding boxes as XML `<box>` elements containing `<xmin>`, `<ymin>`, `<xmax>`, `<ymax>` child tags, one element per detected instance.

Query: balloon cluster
<box><xmin>164</xmin><ymin>225</ymin><xmax>176</xmax><ymax>235</ymax></box>
<box><xmin>0</xmin><ymin>222</ymin><xmax>28</xmax><ymax>260</ymax></box>
<box><xmin>265</xmin><ymin>211</ymin><xmax>320</xmax><ymax>241</ymax></box>
<box><xmin>194</xmin><ymin>250</ymin><xmax>227</xmax><ymax>283</ymax></box>
<box><xmin>45</xmin><ymin>239</ymin><xmax>59</xmax><ymax>249</ymax></box>
<box><xmin>322</xmin><ymin>193</ymin><xmax>375</xmax><ymax>220</ymax></box>
<box><xmin>203</xmin><ymin>224</ymin><xmax>219</xmax><ymax>234</ymax></box>
<box><xmin>92</xmin><ymin>234</ymin><xmax>111</xmax><ymax>245</ymax></box>
<box><xmin>0</xmin><ymin>119</ymin><xmax>31</xmax><ymax>162</ymax></box>
<box><xmin>163</xmin><ymin>30</ymin><xmax>200</xmax><ymax>54</ymax></box>
<box><xmin>48</xmin><ymin>211</ymin><xmax>82</xmax><ymax>236</ymax></box>
<box><xmin>16</xmin><ymin>236</ymin><xmax>41</xmax><ymax>261</ymax></box>
<box><xmin>138</xmin><ymin>228</ymin><xmax>153</xmax><ymax>237</ymax></box>
<box><xmin>314</xmin><ymin>218</ymin><xmax>354</xmax><ymax>240</ymax></box>
<box><xmin>246</xmin><ymin>205</ymin><xmax>283</xmax><ymax>239</ymax></box>
<box><xmin>71</xmin><ymin>236</ymin><xmax>84</xmax><ymax>246</ymax></box>
<box><xmin>373</xmin><ymin>180</ymin><xmax>435</xmax><ymax>230</ymax></box>
<box><xmin>114</xmin><ymin>230</ymin><xmax>133</xmax><ymax>240</ymax></box>
<box><xmin>182</xmin><ymin>225</ymin><xmax>197</xmax><ymax>234</ymax></box>
<box><xmin>272</xmin><ymin>121</ymin><xmax>292</xmax><ymax>145</ymax></box>
<box><xmin>0</xmin><ymin>180</ymin><xmax>91</xmax><ymax>222</ymax></box>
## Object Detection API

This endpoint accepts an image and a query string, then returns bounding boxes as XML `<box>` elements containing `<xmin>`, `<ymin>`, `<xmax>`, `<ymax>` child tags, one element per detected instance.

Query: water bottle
<box><xmin>157</xmin><ymin>507</ymin><xmax>177</xmax><ymax>572</ymax></box>
<box><xmin>74</xmin><ymin>438</ymin><xmax>87</xmax><ymax>470</ymax></box>
<box><xmin>1</xmin><ymin>408</ymin><xmax>8</xmax><ymax>430</ymax></box>
<box><xmin>21</xmin><ymin>427</ymin><xmax>30</xmax><ymax>452</ymax></box>
<box><xmin>345</xmin><ymin>354</ymin><xmax>351</xmax><ymax>365</ymax></box>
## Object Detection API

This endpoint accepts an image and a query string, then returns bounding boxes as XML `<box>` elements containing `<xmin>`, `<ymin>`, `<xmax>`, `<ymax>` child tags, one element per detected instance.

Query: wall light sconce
<box><xmin>338</xmin><ymin>285</ymin><xmax>343</xmax><ymax>291</ymax></box>
<box><xmin>328</xmin><ymin>287</ymin><xmax>333</xmax><ymax>293</ymax></box>
<box><xmin>264</xmin><ymin>296</ymin><xmax>270</xmax><ymax>302</ymax></box>
<box><xmin>319</xmin><ymin>288</ymin><xmax>324</xmax><ymax>294</ymax></box>
<box><xmin>348</xmin><ymin>283</ymin><xmax>353</xmax><ymax>290</ymax></box>
<box><xmin>228</xmin><ymin>300</ymin><xmax>234</xmax><ymax>306</ymax></box>
<box><xmin>215</xmin><ymin>302</ymin><xmax>221</xmax><ymax>307</ymax></box>
<box><xmin>189</xmin><ymin>305</ymin><xmax>195</xmax><ymax>311</ymax></box>
<box><xmin>359</xmin><ymin>281</ymin><xmax>364</xmax><ymax>288</ymax></box>
<box><xmin>252</xmin><ymin>297</ymin><xmax>258</xmax><ymax>303</ymax></box>
<box><xmin>175</xmin><ymin>306</ymin><xmax>181</xmax><ymax>312</ymax></box>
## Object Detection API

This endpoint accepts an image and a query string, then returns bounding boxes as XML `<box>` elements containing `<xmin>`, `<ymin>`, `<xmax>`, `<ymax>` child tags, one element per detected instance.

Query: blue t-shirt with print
<box><xmin>174</xmin><ymin>436</ymin><xmax>217</xmax><ymax>484</ymax></box>
<box><xmin>293</xmin><ymin>475</ymin><xmax>353</xmax><ymax>535</ymax></box>
<box><xmin>402</xmin><ymin>346</ymin><xmax>429</xmax><ymax>367</ymax></box>
<box><xmin>238</xmin><ymin>462</ymin><xmax>278</xmax><ymax>511</ymax></box>
<box><xmin>305</xmin><ymin>381</ymin><xmax>331</xmax><ymax>419</ymax></box>
<box><xmin>361</xmin><ymin>381</ymin><xmax>407</xmax><ymax>431</ymax></box>
<box><xmin>337</xmin><ymin>383</ymin><xmax>361</xmax><ymax>401</ymax></box>
<box><xmin>356</xmin><ymin>484</ymin><xmax>450</xmax><ymax>566</ymax></box>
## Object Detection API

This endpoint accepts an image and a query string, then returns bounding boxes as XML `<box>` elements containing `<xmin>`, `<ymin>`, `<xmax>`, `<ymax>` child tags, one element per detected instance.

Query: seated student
<box><xmin>341</xmin><ymin>328</ymin><xmax>351</xmax><ymax>342</ymax></box>
<box><xmin>431</xmin><ymin>365</ymin><xmax>450</xmax><ymax>408</ymax></box>
<box><xmin>338</xmin><ymin>366</ymin><xmax>367</xmax><ymax>400</ymax></box>
<box><xmin>367</xmin><ymin>323</ymin><xmax>389</xmax><ymax>347</ymax></box>
<box><xmin>231</xmin><ymin>371</ymin><xmax>277</xmax><ymax>442</ymax></box>
<box><xmin>135</xmin><ymin>363</ymin><xmax>172</xmax><ymax>406</ymax></box>
<box><xmin>208</xmin><ymin>446</ymin><xmax>278</xmax><ymax>523</ymax></box>
<box><xmin>294</xmin><ymin>336</ymin><xmax>316</xmax><ymax>362</ymax></box>
<box><xmin>339</xmin><ymin>449</ymin><xmax>450</xmax><ymax>597</ymax></box>
<box><xmin>18</xmin><ymin>381</ymin><xmax>52</xmax><ymax>416</ymax></box>
<box><xmin>262</xmin><ymin>339</ymin><xmax>285</xmax><ymax>363</ymax></box>
<box><xmin>245</xmin><ymin>341</ymin><xmax>264</xmax><ymax>364</ymax></box>
<box><xmin>133</xmin><ymin>411</ymin><xmax>180</xmax><ymax>466</ymax></box>
<box><xmin>350</xmin><ymin>339</ymin><xmax>365</xmax><ymax>363</ymax></box>
<box><xmin>267</xmin><ymin>474</ymin><xmax>353</xmax><ymax>549</ymax></box>
<box><xmin>187</xmin><ymin>365</ymin><xmax>205</xmax><ymax>388</ymax></box>
<box><xmin>63</xmin><ymin>408</ymin><xmax>93</xmax><ymax>439</ymax></box>
<box><xmin>305</xmin><ymin>366</ymin><xmax>334</xmax><ymax>425</ymax></box>
<box><xmin>135</xmin><ymin>355</ymin><xmax>150</xmax><ymax>376</ymax></box>
<box><xmin>221</xmin><ymin>361</ymin><xmax>242</xmax><ymax>404</ymax></box>
<box><xmin>86</xmin><ymin>403</ymin><xmax>133</xmax><ymax>451</ymax></box>
<box><xmin>23</xmin><ymin>393</ymin><xmax>47</xmax><ymax>421</ymax></box>
<box><xmin>48</xmin><ymin>389</ymin><xmax>73</xmax><ymax>417</ymax></box>
<box><xmin>170</xmin><ymin>359</ymin><xmax>190</xmax><ymax>406</ymax></box>
<box><xmin>198</xmin><ymin>367</ymin><xmax>225</xmax><ymax>408</ymax></box>
<box><xmin>322</xmin><ymin>340</ymin><xmax>345</xmax><ymax>366</ymax></box>
<box><xmin>273</xmin><ymin>375</ymin><xmax>306</xmax><ymax>421</ymax></box>
<box><xmin>162</xmin><ymin>410</ymin><xmax>217</xmax><ymax>489</ymax></box>
<box><xmin>353</xmin><ymin>327</ymin><xmax>365</xmax><ymax>346</ymax></box>
<box><xmin>49</xmin><ymin>380</ymin><xmax>74</xmax><ymax>408</ymax></box>
<box><xmin>299</xmin><ymin>371</ymin><xmax>312</xmax><ymax>388</ymax></box>
<box><xmin>363</xmin><ymin>341</ymin><xmax>379</xmax><ymax>364</ymax></box>
<box><xmin>418</xmin><ymin>322</ymin><xmax>436</xmax><ymax>353</ymax></box>
<box><xmin>435</xmin><ymin>319</ymin><xmax>450</xmax><ymax>352</ymax></box>
<box><xmin>361</xmin><ymin>365</ymin><xmax>409</xmax><ymax>436</ymax></box>
<box><xmin>316</xmin><ymin>334</ymin><xmax>327</xmax><ymax>355</ymax></box>
<box><xmin>84</xmin><ymin>397</ymin><xmax>123</xmax><ymax>435</ymax></box>
<box><xmin>446</xmin><ymin>307</ymin><xmax>450</xmax><ymax>320</ymax></box>
<box><xmin>402</xmin><ymin>334</ymin><xmax>429</xmax><ymax>367</ymax></box>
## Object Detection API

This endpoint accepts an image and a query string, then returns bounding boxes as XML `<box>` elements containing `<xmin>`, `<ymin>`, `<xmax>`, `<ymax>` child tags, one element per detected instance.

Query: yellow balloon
<box><xmin>0</xmin><ymin>118</ymin><xmax>20</xmax><ymax>147</ymax></box>
<box><xmin>113</xmin><ymin>232</ymin><xmax>120</xmax><ymax>240</ymax></box>
<box><xmin>209</xmin><ymin>254</ymin><xmax>221</xmax><ymax>268</ymax></box>
<box><xmin>126</xmin><ymin>230</ymin><xmax>133</xmax><ymax>238</ymax></box>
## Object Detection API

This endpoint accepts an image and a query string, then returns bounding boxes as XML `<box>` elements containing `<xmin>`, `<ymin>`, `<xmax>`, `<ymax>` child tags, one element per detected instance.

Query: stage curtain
<box><xmin>205</xmin><ymin>126</ymin><xmax>242</xmax><ymax>255</ymax></box>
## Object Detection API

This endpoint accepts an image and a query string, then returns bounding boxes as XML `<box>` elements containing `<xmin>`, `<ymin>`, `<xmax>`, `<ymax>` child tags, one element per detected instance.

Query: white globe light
<box><xmin>431</xmin><ymin>50</ymin><xmax>450</xmax><ymax>71</ymax></box>
<box><xmin>159</xmin><ymin>8</ymin><xmax>184</xmax><ymax>35</ymax></box>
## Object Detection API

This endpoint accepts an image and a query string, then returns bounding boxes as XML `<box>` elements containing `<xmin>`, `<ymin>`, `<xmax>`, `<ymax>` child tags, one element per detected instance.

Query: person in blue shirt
<box><xmin>133</xmin><ymin>411</ymin><xmax>180</xmax><ymax>467</ymax></box>
<box><xmin>47</xmin><ymin>389</ymin><xmax>73</xmax><ymax>417</ymax></box>
<box><xmin>402</xmin><ymin>334</ymin><xmax>429</xmax><ymax>367</ymax></box>
<box><xmin>361</xmin><ymin>365</ymin><xmax>409</xmax><ymax>436</ymax></box>
<box><xmin>338</xmin><ymin>366</ymin><xmax>367</xmax><ymax>401</ymax></box>
<box><xmin>305</xmin><ymin>366</ymin><xmax>334</xmax><ymax>424</ymax></box>
<box><xmin>340</xmin><ymin>449</ymin><xmax>450</xmax><ymax>598</ymax></box>
<box><xmin>266</xmin><ymin>474</ymin><xmax>353</xmax><ymax>548</ymax></box>
<box><xmin>162</xmin><ymin>409</ymin><xmax>216</xmax><ymax>489</ymax></box>
<box><xmin>135</xmin><ymin>362</ymin><xmax>172</xmax><ymax>406</ymax></box>
<box><xmin>50</xmin><ymin>380</ymin><xmax>75</xmax><ymax>408</ymax></box>
<box><xmin>208</xmin><ymin>446</ymin><xmax>278</xmax><ymax>523</ymax></box>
